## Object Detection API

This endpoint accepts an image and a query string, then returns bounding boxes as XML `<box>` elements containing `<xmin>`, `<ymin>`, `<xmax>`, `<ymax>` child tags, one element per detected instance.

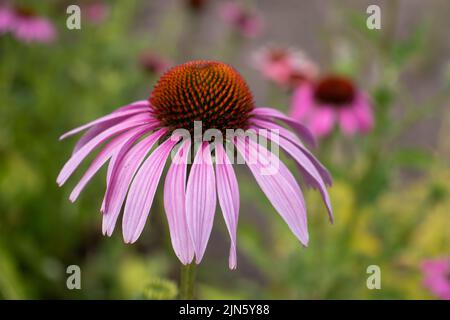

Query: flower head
<box><xmin>150</xmin><ymin>61</ymin><xmax>254</xmax><ymax>134</ymax></box>
<box><xmin>252</xmin><ymin>45</ymin><xmax>318</xmax><ymax>88</ymax></box>
<box><xmin>0</xmin><ymin>6</ymin><xmax>56</xmax><ymax>43</ymax></box>
<box><xmin>290</xmin><ymin>75</ymin><xmax>374</xmax><ymax>137</ymax></box>
<box><xmin>58</xmin><ymin>60</ymin><xmax>332</xmax><ymax>269</ymax></box>
<box><xmin>219</xmin><ymin>1</ymin><xmax>263</xmax><ymax>38</ymax></box>
<box><xmin>422</xmin><ymin>258</ymin><xmax>450</xmax><ymax>300</ymax></box>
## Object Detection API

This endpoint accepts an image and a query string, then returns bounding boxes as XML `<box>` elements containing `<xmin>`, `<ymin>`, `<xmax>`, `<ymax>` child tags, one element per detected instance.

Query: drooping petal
<box><xmin>122</xmin><ymin>136</ymin><xmax>180</xmax><ymax>243</ymax></box>
<box><xmin>252</xmin><ymin>118</ymin><xmax>332</xmax><ymax>186</ymax></box>
<box><xmin>73</xmin><ymin>119</ymin><xmax>122</xmax><ymax>155</ymax></box>
<box><xmin>234</xmin><ymin>136</ymin><xmax>309</xmax><ymax>246</ymax></box>
<box><xmin>290</xmin><ymin>84</ymin><xmax>314</xmax><ymax>119</ymax></box>
<box><xmin>57</xmin><ymin>113</ymin><xmax>152</xmax><ymax>186</ymax></box>
<box><xmin>69</xmin><ymin>125</ymin><xmax>153</xmax><ymax>202</ymax></box>
<box><xmin>186</xmin><ymin>142</ymin><xmax>217</xmax><ymax>264</ymax></box>
<box><xmin>163</xmin><ymin>138</ymin><xmax>194</xmax><ymax>265</ymax></box>
<box><xmin>353</xmin><ymin>93</ymin><xmax>374</xmax><ymax>133</ymax></box>
<box><xmin>59</xmin><ymin>101</ymin><xmax>151</xmax><ymax>140</ymax></box>
<box><xmin>215</xmin><ymin>142</ymin><xmax>239</xmax><ymax>269</ymax></box>
<box><xmin>308</xmin><ymin>107</ymin><xmax>335</xmax><ymax>137</ymax></box>
<box><xmin>102</xmin><ymin>129</ymin><xmax>166</xmax><ymax>236</ymax></box>
<box><xmin>338</xmin><ymin>108</ymin><xmax>359</xmax><ymax>135</ymax></box>
<box><xmin>252</xmin><ymin>107</ymin><xmax>316</xmax><ymax>147</ymax></box>
<box><xmin>73</xmin><ymin>102</ymin><xmax>151</xmax><ymax>154</ymax></box>
<box><xmin>257</xmin><ymin>129</ymin><xmax>333</xmax><ymax>222</ymax></box>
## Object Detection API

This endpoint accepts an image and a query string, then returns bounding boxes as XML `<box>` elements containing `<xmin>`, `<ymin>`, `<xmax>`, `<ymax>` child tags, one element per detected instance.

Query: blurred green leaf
<box><xmin>143</xmin><ymin>278</ymin><xmax>178</xmax><ymax>300</ymax></box>
<box><xmin>390</xmin><ymin>24</ymin><xmax>427</xmax><ymax>67</ymax></box>
<box><xmin>0</xmin><ymin>245</ymin><xmax>28</xmax><ymax>299</ymax></box>
<box><xmin>392</xmin><ymin>148</ymin><xmax>434</xmax><ymax>169</ymax></box>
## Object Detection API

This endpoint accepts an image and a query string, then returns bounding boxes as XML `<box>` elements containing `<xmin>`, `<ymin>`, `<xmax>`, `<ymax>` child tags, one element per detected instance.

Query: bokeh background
<box><xmin>1</xmin><ymin>0</ymin><xmax>450</xmax><ymax>299</ymax></box>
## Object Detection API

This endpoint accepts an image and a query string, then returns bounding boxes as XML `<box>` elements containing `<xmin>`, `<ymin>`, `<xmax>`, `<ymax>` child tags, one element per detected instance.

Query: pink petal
<box><xmin>163</xmin><ymin>139</ymin><xmax>195</xmax><ymax>265</ymax></box>
<box><xmin>353</xmin><ymin>94</ymin><xmax>374</xmax><ymax>133</ymax></box>
<box><xmin>59</xmin><ymin>101</ymin><xmax>150</xmax><ymax>140</ymax></box>
<box><xmin>308</xmin><ymin>107</ymin><xmax>335</xmax><ymax>137</ymax></box>
<box><xmin>252</xmin><ymin>118</ymin><xmax>332</xmax><ymax>186</ymax></box>
<box><xmin>69</xmin><ymin>125</ymin><xmax>153</xmax><ymax>202</ymax></box>
<box><xmin>122</xmin><ymin>136</ymin><xmax>179</xmax><ymax>243</ymax></box>
<box><xmin>252</xmin><ymin>107</ymin><xmax>316</xmax><ymax>147</ymax></box>
<box><xmin>57</xmin><ymin>113</ymin><xmax>152</xmax><ymax>186</ymax></box>
<box><xmin>257</xmin><ymin>129</ymin><xmax>333</xmax><ymax>222</ymax></box>
<box><xmin>0</xmin><ymin>8</ymin><xmax>15</xmax><ymax>34</ymax></box>
<box><xmin>290</xmin><ymin>84</ymin><xmax>314</xmax><ymax>120</ymax></box>
<box><xmin>234</xmin><ymin>136</ymin><xmax>309</xmax><ymax>246</ymax></box>
<box><xmin>338</xmin><ymin>108</ymin><xmax>359</xmax><ymax>136</ymax></box>
<box><xmin>186</xmin><ymin>142</ymin><xmax>217</xmax><ymax>264</ymax></box>
<box><xmin>102</xmin><ymin>129</ymin><xmax>166</xmax><ymax>236</ymax></box>
<box><xmin>215</xmin><ymin>143</ymin><xmax>239</xmax><ymax>269</ymax></box>
<box><xmin>13</xmin><ymin>17</ymin><xmax>57</xmax><ymax>43</ymax></box>
<box><xmin>73</xmin><ymin>102</ymin><xmax>150</xmax><ymax>154</ymax></box>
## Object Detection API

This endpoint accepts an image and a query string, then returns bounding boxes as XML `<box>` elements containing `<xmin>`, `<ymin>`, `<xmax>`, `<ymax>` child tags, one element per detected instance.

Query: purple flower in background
<box><xmin>0</xmin><ymin>6</ymin><xmax>56</xmax><ymax>43</ymax></box>
<box><xmin>57</xmin><ymin>61</ymin><xmax>332</xmax><ymax>269</ymax></box>
<box><xmin>252</xmin><ymin>45</ymin><xmax>318</xmax><ymax>88</ymax></box>
<box><xmin>185</xmin><ymin>0</ymin><xmax>208</xmax><ymax>11</ymax></box>
<box><xmin>138</xmin><ymin>51</ymin><xmax>172</xmax><ymax>76</ymax></box>
<box><xmin>422</xmin><ymin>258</ymin><xmax>450</xmax><ymax>300</ymax></box>
<box><xmin>290</xmin><ymin>75</ymin><xmax>373</xmax><ymax>137</ymax></box>
<box><xmin>84</xmin><ymin>1</ymin><xmax>109</xmax><ymax>24</ymax></box>
<box><xmin>219</xmin><ymin>1</ymin><xmax>263</xmax><ymax>38</ymax></box>
<box><xmin>0</xmin><ymin>6</ymin><xmax>14</xmax><ymax>34</ymax></box>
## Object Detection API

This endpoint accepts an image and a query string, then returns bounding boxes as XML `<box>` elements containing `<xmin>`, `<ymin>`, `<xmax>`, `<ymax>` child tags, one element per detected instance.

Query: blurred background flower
<box><xmin>252</xmin><ymin>45</ymin><xmax>318</xmax><ymax>89</ymax></box>
<box><xmin>421</xmin><ymin>258</ymin><xmax>450</xmax><ymax>300</ymax></box>
<box><xmin>138</xmin><ymin>51</ymin><xmax>172</xmax><ymax>76</ymax></box>
<box><xmin>83</xmin><ymin>1</ymin><xmax>109</xmax><ymax>24</ymax></box>
<box><xmin>0</xmin><ymin>5</ymin><xmax>56</xmax><ymax>43</ymax></box>
<box><xmin>290</xmin><ymin>75</ymin><xmax>373</xmax><ymax>137</ymax></box>
<box><xmin>219</xmin><ymin>1</ymin><xmax>263</xmax><ymax>39</ymax></box>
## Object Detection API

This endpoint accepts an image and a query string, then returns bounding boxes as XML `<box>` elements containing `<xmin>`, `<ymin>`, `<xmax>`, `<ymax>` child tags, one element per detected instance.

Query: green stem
<box><xmin>179</xmin><ymin>263</ymin><xmax>197</xmax><ymax>300</ymax></box>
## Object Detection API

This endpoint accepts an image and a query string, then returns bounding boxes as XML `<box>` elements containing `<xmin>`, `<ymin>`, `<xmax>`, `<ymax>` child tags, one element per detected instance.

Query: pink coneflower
<box><xmin>290</xmin><ymin>75</ymin><xmax>374</xmax><ymax>137</ymax></box>
<box><xmin>138</xmin><ymin>51</ymin><xmax>172</xmax><ymax>76</ymax></box>
<box><xmin>0</xmin><ymin>6</ymin><xmax>56</xmax><ymax>43</ymax></box>
<box><xmin>83</xmin><ymin>1</ymin><xmax>109</xmax><ymax>24</ymax></box>
<box><xmin>219</xmin><ymin>1</ymin><xmax>263</xmax><ymax>39</ymax></box>
<box><xmin>252</xmin><ymin>45</ymin><xmax>318</xmax><ymax>88</ymax></box>
<box><xmin>422</xmin><ymin>258</ymin><xmax>450</xmax><ymax>300</ymax></box>
<box><xmin>57</xmin><ymin>60</ymin><xmax>332</xmax><ymax>269</ymax></box>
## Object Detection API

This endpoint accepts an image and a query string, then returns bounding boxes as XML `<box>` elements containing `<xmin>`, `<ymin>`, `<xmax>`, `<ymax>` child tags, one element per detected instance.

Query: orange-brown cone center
<box><xmin>15</xmin><ymin>7</ymin><xmax>36</xmax><ymax>18</ymax></box>
<box><xmin>314</xmin><ymin>76</ymin><xmax>356</xmax><ymax>106</ymax></box>
<box><xmin>150</xmin><ymin>60</ymin><xmax>254</xmax><ymax>132</ymax></box>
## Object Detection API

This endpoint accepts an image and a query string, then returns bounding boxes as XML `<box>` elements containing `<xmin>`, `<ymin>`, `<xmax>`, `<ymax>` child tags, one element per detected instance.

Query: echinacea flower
<box><xmin>219</xmin><ymin>1</ymin><xmax>263</xmax><ymax>39</ymax></box>
<box><xmin>58</xmin><ymin>60</ymin><xmax>332</xmax><ymax>269</ymax></box>
<box><xmin>83</xmin><ymin>1</ymin><xmax>109</xmax><ymax>24</ymax></box>
<box><xmin>422</xmin><ymin>258</ymin><xmax>450</xmax><ymax>300</ymax></box>
<box><xmin>138</xmin><ymin>51</ymin><xmax>172</xmax><ymax>76</ymax></box>
<box><xmin>290</xmin><ymin>75</ymin><xmax>374</xmax><ymax>137</ymax></box>
<box><xmin>252</xmin><ymin>45</ymin><xmax>318</xmax><ymax>88</ymax></box>
<box><xmin>0</xmin><ymin>6</ymin><xmax>56</xmax><ymax>43</ymax></box>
